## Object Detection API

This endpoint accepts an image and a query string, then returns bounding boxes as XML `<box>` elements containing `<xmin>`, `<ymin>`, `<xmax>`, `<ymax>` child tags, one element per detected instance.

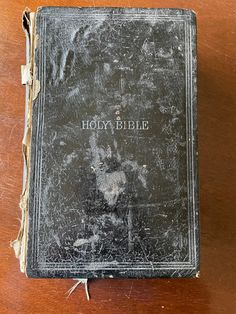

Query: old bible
<box><xmin>13</xmin><ymin>7</ymin><xmax>199</xmax><ymax>278</ymax></box>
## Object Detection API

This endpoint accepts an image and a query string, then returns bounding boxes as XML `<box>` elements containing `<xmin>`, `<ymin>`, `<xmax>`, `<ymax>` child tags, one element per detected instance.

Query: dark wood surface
<box><xmin>0</xmin><ymin>1</ymin><xmax>235</xmax><ymax>313</ymax></box>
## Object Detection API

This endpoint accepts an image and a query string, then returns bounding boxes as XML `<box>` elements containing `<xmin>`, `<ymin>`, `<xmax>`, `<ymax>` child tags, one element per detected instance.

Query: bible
<box><xmin>13</xmin><ymin>7</ymin><xmax>199</xmax><ymax>278</ymax></box>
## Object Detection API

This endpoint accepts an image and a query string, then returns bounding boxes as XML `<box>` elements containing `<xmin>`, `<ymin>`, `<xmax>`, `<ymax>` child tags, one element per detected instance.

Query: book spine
<box><xmin>11</xmin><ymin>8</ymin><xmax>37</xmax><ymax>274</ymax></box>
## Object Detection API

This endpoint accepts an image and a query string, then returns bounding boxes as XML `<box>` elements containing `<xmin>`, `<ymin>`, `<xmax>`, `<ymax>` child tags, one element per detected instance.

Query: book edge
<box><xmin>11</xmin><ymin>8</ymin><xmax>39</xmax><ymax>275</ymax></box>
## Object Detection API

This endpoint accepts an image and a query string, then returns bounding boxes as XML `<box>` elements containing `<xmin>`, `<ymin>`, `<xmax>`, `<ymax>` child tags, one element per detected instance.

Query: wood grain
<box><xmin>0</xmin><ymin>0</ymin><xmax>235</xmax><ymax>313</ymax></box>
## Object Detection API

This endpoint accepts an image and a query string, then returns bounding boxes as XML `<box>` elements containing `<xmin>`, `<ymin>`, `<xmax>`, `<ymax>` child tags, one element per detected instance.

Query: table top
<box><xmin>0</xmin><ymin>1</ymin><xmax>235</xmax><ymax>313</ymax></box>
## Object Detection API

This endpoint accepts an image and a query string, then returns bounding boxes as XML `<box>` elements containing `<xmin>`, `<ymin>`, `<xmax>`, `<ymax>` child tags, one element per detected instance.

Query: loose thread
<box><xmin>66</xmin><ymin>279</ymin><xmax>90</xmax><ymax>300</ymax></box>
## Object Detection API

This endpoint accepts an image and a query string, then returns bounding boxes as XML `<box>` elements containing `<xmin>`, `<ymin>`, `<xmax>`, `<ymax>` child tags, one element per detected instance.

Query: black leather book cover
<box><xmin>18</xmin><ymin>7</ymin><xmax>199</xmax><ymax>278</ymax></box>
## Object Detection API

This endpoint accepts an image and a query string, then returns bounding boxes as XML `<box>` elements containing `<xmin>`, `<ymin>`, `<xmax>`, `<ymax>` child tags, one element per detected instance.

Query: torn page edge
<box><xmin>11</xmin><ymin>8</ymin><xmax>39</xmax><ymax>274</ymax></box>
<box><xmin>66</xmin><ymin>279</ymin><xmax>90</xmax><ymax>301</ymax></box>
<box><xmin>21</xmin><ymin>63</ymin><xmax>32</xmax><ymax>85</ymax></box>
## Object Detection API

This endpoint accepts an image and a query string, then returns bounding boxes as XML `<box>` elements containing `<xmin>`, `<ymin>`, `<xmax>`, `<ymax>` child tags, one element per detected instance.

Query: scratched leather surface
<box><xmin>27</xmin><ymin>7</ymin><xmax>199</xmax><ymax>278</ymax></box>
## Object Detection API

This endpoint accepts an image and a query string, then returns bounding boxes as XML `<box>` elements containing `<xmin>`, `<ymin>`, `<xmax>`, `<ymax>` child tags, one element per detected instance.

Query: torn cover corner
<box><xmin>12</xmin><ymin>8</ymin><xmax>38</xmax><ymax>274</ymax></box>
<box><xmin>22</xmin><ymin>8</ymin><xmax>31</xmax><ymax>33</ymax></box>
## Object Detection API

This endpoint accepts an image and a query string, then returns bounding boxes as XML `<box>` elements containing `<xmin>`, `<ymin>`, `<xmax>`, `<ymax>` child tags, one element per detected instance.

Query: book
<box><xmin>13</xmin><ymin>7</ymin><xmax>199</xmax><ymax>278</ymax></box>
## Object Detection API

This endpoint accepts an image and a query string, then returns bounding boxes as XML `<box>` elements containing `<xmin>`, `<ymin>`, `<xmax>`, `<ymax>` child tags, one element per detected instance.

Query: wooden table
<box><xmin>0</xmin><ymin>1</ymin><xmax>235</xmax><ymax>313</ymax></box>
